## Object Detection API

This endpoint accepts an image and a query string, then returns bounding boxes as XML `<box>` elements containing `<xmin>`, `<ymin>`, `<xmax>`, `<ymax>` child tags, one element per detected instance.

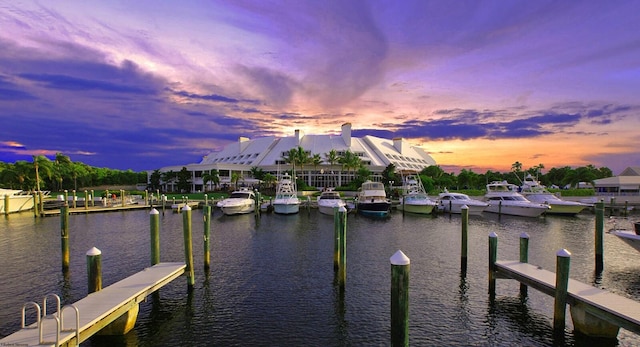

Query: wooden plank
<box><xmin>495</xmin><ymin>260</ymin><xmax>640</xmax><ymax>334</ymax></box>
<box><xmin>0</xmin><ymin>262</ymin><xmax>185</xmax><ymax>346</ymax></box>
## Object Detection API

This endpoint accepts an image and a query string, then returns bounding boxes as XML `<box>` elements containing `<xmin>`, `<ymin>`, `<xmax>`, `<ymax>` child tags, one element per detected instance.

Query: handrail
<box><xmin>39</xmin><ymin>314</ymin><xmax>60</xmax><ymax>346</ymax></box>
<box><xmin>21</xmin><ymin>301</ymin><xmax>41</xmax><ymax>329</ymax></box>
<box><xmin>61</xmin><ymin>304</ymin><xmax>80</xmax><ymax>346</ymax></box>
<box><xmin>43</xmin><ymin>293</ymin><xmax>61</xmax><ymax>318</ymax></box>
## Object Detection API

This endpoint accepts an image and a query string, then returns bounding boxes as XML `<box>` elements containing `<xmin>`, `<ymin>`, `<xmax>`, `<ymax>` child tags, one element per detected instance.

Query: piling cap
<box><xmin>557</xmin><ymin>248</ymin><xmax>571</xmax><ymax>257</ymax></box>
<box><xmin>489</xmin><ymin>232</ymin><xmax>498</xmax><ymax>238</ymax></box>
<box><xmin>338</xmin><ymin>206</ymin><xmax>347</xmax><ymax>213</ymax></box>
<box><xmin>86</xmin><ymin>247</ymin><xmax>102</xmax><ymax>256</ymax></box>
<box><xmin>520</xmin><ymin>232</ymin><xmax>530</xmax><ymax>239</ymax></box>
<box><xmin>461</xmin><ymin>204</ymin><xmax>468</xmax><ymax>210</ymax></box>
<box><xmin>182</xmin><ymin>205</ymin><xmax>192</xmax><ymax>211</ymax></box>
<box><xmin>390</xmin><ymin>250</ymin><xmax>410</xmax><ymax>265</ymax></box>
<box><xmin>150</xmin><ymin>208</ymin><xmax>159</xmax><ymax>215</ymax></box>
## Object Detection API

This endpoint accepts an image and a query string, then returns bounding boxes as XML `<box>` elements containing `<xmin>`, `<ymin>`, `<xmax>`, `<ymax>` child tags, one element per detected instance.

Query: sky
<box><xmin>1</xmin><ymin>1</ymin><xmax>639</xmax><ymax>175</ymax></box>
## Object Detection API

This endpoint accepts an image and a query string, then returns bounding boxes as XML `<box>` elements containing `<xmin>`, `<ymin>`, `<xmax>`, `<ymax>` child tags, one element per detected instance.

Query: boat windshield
<box><xmin>229</xmin><ymin>192</ymin><xmax>252</xmax><ymax>199</ymax></box>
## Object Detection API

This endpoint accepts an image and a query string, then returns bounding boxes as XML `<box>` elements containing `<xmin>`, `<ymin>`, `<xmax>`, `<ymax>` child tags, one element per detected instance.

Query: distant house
<box><xmin>593</xmin><ymin>167</ymin><xmax>640</xmax><ymax>197</ymax></box>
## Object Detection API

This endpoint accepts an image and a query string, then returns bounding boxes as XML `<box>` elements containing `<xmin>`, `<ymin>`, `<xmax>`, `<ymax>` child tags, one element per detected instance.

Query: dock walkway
<box><xmin>496</xmin><ymin>260</ymin><xmax>640</xmax><ymax>335</ymax></box>
<box><xmin>0</xmin><ymin>262</ymin><xmax>185</xmax><ymax>346</ymax></box>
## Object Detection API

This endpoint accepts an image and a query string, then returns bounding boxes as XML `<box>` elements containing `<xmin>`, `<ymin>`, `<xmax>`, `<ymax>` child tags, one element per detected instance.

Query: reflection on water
<box><xmin>1</xmin><ymin>209</ymin><xmax>639</xmax><ymax>346</ymax></box>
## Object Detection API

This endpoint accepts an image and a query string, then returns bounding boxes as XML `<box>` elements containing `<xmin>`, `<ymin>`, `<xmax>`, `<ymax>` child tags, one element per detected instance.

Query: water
<box><xmin>1</xmin><ymin>208</ymin><xmax>640</xmax><ymax>346</ymax></box>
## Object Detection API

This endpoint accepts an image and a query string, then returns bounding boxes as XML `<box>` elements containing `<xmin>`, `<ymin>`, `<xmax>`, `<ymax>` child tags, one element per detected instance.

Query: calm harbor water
<box><xmin>1</xmin><ymin>207</ymin><xmax>640</xmax><ymax>346</ymax></box>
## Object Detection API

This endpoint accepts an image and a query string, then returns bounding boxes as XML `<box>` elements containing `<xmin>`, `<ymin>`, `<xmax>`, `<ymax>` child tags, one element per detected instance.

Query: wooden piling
<box><xmin>121</xmin><ymin>190</ymin><xmax>125</xmax><ymax>207</ymax></box>
<box><xmin>553</xmin><ymin>249</ymin><xmax>571</xmax><ymax>332</ymax></box>
<box><xmin>64</xmin><ymin>190</ymin><xmax>68</xmax><ymax>205</ymax></box>
<box><xmin>334</xmin><ymin>206</ymin><xmax>340</xmax><ymax>271</ymax></box>
<box><xmin>84</xmin><ymin>190</ymin><xmax>89</xmax><ymax>210</ymax></box>
<box><xmin>595</xmin><ymin>201</ymin><xmax>604</xmax><ymax>272</ymax></box>
<box><xmin>150</xmin><ymin>208</ymin><xmax>160</xmax><ymax>265</ymax></box>
<box><xmin>488</xmin><ymin>232</ymin><xmax>498</xmax><ymax>295</ymax></box>
<box><xmin>91</xmin><ymin>190</ymin><xmax>95</xmax><ymax>207</ymax></box>
<box><xmin>32</xmin><ymin>193</ymin><xmax>38</xmax><ymax>218</ymax></box>
<box><xmin>3</xmin><ymin>194</ymin><xmax>8</xmax><ymax>216</ymax></box>
<box><xmin>87</xmin><ymin>247</ymin><xmax>102</xmax><ymax>293</ymax></box>
<box><xmin>39</xmin><ymin>191</ymin><xmax>44</xmax><ymax>215</ymax></box>
<box><xmin>61</xmin><ymin>204</ymin><xmax>70</xmax><ymax>272</ymax></box>
<box><xmin>461</xmin><ymin>205</ymin><xmax>469</xmax><ymax>273</ymax></box>
<box><xmin>519</xmin><ymin>232</ymin><xmax>529</xmax><ymax>297</ymax></box>
<box><xmin>338</xmin><ymin>206</ymin><xmax>347</xmax><ymax>286</ymax></box>
<box><xmin>145</xmin><ymin>190</ymin><xmax>149</xmax><ymax>206</ymax></box>
<box><xmin>72</xmin><ymin>190</ymin><xmax>77</xmax><ymax>209</ymax></box>
<box><xmin>390</xmin><ymin>250</ymin><xmax>410</xmax><ymax>347</ymax></box>
<box><xmin>203</xmin><ymin>205</ymin><xmax>212</xmax><ymax>271</ymax></box>
<box><xmin>182</xmin><ymin>205</ymin><xmax>195</xmax><ymax>290</ymax></box>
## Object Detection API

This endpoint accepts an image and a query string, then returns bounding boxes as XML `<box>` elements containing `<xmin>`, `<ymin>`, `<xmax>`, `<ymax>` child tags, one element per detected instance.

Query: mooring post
<box><xmin>519</xmin><ymin>232</ymin><xmax>530</xmax><ymax>297</ymax></box>
<box><xmin>182</xmin><ymin>205</ymin><xmax>195</xmax><ymax>290</ymax></box>
<box><xmin>553</xmin><ymin>249</ymin><xmax>571</xmax><ymax>332</ymax></box>
<box><xmin>624</xmin><ymin>200</ymin><xmax>629</xmax><ymax>217</ymax></box>
<box><xmin>162</xmin><ymin>194</ymin><xmax>166</xmax><ymax>215</ymax></box>
<box><xmin>390</xmin><ymin>250</ymin><xmax>410</xmax><ymax>347</ymax></box>
<box><xmin>61</xmin><ymin>203</ymin><xmax>70</xmax><ymax>273</ymax></box>
<box><xmin>87</xmin><ymin>247</ymin><xmax>102</xmax><ymax>293</ymax></box>
<box><xmin>64</xmin><ymin>190</ymin><xmax>68</xmax><ymax>207</ymax></box>
<box><xmin>461</xmin><ymin>205</ymin><xmax>469</xmax><ymax>273</ymax></box>
<box><xmin>338</xmin><ymin>206</ymin><xmax>347</xmax><ymax>286</ymax></box>
<box><xmin>39</xmin><ymin>190</ymin><xmax>44</xmax><ymax>215</ymax></box>
<box><xmin>204</xmin><ymin>193</ymin><xmax>208</xmax><ymax>206</ymax></box>
<box><xmin>333</xmin><ymin>206</ymin><xmax>340</xmax><ymax>271</ymax></box>
<box><xmin>84</xmin><ymin>190</ymin><xmax>89</xmax><ymax>210</ymax></box>
<box><xmin>498</xmin><ymin>200</ymin><xmax>502</xmax><ymax>216</ymax></box>
<box><xmin>32</xmin><ymin>193</ymin><xmax>38</xmax><ymax>218</ymax></box>
<box><xmin>91</xmin><ymin>190</ymin><xmax>95</xmax><ymax>207</ymax></box>
<box><xmin>145</xmin><ymin>190</ymin><xmax>149</xmax><ymax>206</ymax></box>
<box><xmin>150</xmin><ymin>208</ymin><xmax>160</xmax><ymax>265</ymax></box>
<box><xmin>203</xmin><ymin>204</ymin><xmax>212</xmax><ymax>271</ymax></box>
<box><xmin>3</xmin><ymin>194</ymin><xmax>9</xmax><ymax>216</ymax></box>
<box><xmin>595</xmin><ymin>201</ymin><xmax>604</xmax><ymax>273</ymax></box>
<box><xmin>72</xmin><ymin>190</ymin><xmax>76</xmax><ymax>209</ymax></box>
<box><xmin>488</xmin><ymin>232</ymin><xmax>498</xmax><ymax>295</ymax></box>
<box><xmin>448</xmin><ymin>200</ymin><xmax>452</xmax><ymax>216</ymax></box>
<box><xmin>121</xmin><ymin>189</ymin><xmax>125</xmax><ymax>207</ymax></box>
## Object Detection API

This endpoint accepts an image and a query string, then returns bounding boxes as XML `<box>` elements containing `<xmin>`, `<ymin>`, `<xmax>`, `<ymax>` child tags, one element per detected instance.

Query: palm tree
<box><xmin>339</xmin><ymin>150</ymin><xmax>362</xmax><ymax>186</ymax></box>
<box><xmin>32</xmin><ymin>155</ymin><xmax>53</xmax><ymax>192</ymax></box>
<box><xmin>230</xmin><ymin>172</ymin><xmax>241</xmax><ymax>190</ymax></box>
<box><xmin>311</xmin><ymin>154</ymin><xmax>323</xmax><ymax>187</ymax></box>
<box><xmin>54</xmin><ymin>152</ymin><xmax>71</xmax><ymax>190</ymax></box>
<box><xmin>202</xmin><ymin>169</ymin><xmax>220</xmax><ymax>191</ymax></box>
<box><xmin>325</xmin><ymin>149</ymin><xmax>339</xmax><ymax>187</ymax></box>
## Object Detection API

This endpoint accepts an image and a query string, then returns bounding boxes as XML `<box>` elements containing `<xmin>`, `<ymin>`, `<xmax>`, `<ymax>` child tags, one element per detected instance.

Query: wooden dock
<box><xmin>0</xmin><ymin>262</ymin><xmax>185</xmax><ymax>346</ymax></box>
<box><xmin>495</xmin><ymin>260</ymin><xmax>640</xmax><ymax>336</ymax></box>
<box><xmin>40</xmin><ymin>203</ymin><xmax>150</xmax><ymax>216</ymax></box>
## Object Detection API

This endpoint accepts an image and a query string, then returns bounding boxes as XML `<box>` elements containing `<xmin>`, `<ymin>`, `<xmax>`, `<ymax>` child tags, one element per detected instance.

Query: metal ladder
<box><xmin>21</xmin><ymin>293</ymin><xmax>80</xmax><ymax>346</ymax></box>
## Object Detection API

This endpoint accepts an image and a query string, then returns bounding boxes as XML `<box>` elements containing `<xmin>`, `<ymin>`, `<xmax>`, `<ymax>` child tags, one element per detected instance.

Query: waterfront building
<box><xmin>152</xmin><ymin>123</ymin><xmax>436</xmax><ymax>193</ymax></box>
<box><xmin>593</xmin><ymin>166</ymin><xmax>640</xmax><ymax>197</ymax></box>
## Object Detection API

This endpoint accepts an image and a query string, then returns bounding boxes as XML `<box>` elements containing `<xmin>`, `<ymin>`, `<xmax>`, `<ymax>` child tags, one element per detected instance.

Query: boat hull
<box><xmin>439</xmin><ymin>202</ymin><xmax>487</xmax><ymax>215</ymax></box>
<box><xmin>397</xmin><ymin>202</ymin><xmax>434</xmax><ymax>215</ymax></box>
<box><xmin>609</xmin><ymin>228</ymin><xmax>640</xmax><ymax>252</ymax></box>
<box><xmin>545</xmin><ymin>203</ymin><xmax>587</xmax><ymax>215</ymax></box>
<box><xmin>318</xmin><ymin>203</ymin><xmax>346</xmax><ymax>216</ymax></box>
<box><xmin>0</xmin><ymin>195</ymin><xmax>35</xmax><ymax>214</ymax></box>
<box><xmin>357</xmin><ymin>201</ymin><xmax>391</xmax><ymax>217</ymax></box>
<box><xmin>273</xmin><ymin>202</ymin><xmax>300</xmax><ymax>214</ymax></box>
<box><xmin>221</xmin><ymin>204</ymin><xmax>254</xmax><ymax>215</ymax></box>
<box><xmin>484</xmin><ymin>203</ymin><xmax>548</xmax><ymax>217</ymax></box>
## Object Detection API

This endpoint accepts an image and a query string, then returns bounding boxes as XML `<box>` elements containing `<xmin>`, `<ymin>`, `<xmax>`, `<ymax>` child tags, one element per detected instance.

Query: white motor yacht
<box><xmin>217</xmin><ymin>188</ymin><xmax>256</xmax><ymax>215</ymax></box>
<box><xmin>484</xmin><ymin>181</ymin><xmax>549</xmax><ymax>217</ymax></box>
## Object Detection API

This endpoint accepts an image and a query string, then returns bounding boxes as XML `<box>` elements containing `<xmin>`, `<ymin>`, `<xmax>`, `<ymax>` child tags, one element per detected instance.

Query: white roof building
<box><xmin>156</xmin><ymin>123</ymin><xmax>437</xmax><ymax>192</ymax></box>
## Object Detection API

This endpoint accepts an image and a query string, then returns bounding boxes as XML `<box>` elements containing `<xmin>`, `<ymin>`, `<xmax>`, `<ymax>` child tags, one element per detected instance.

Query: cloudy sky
<box><xmin>1</xmin><ymin>1</ymin><xmax>639</xmax><ymax>174</ymax></box>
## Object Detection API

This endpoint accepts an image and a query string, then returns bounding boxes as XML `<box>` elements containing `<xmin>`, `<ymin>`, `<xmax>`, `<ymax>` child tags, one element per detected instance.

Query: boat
<box><xmin>217</xmin><ymin>188</ymin><xmax>256</xmax><ymax>215</ymax></box>
<box><xmin>356</xmin><ymin>180</ymin><xmax>391</xmax><ymax>217</ymax></box>
<box><xmin>396</xmin><ymin>174</ymin><xmax>436</xmax><ymax>215</ymax></box>
<box><xmin>0</xmin><ymin>189</ymin><xmax>35</xmax><ymax>214</ymax></box>
<box><xmin>316</xmin><ymin>190</ymin><xmax>347</xmax><ymax>216</ymax></box>
<box><xmin>484</xmin><ymin>181</ymin><xmax>550</xmax><ymax>217</ymax></box>
<box><xmin>519</xmin><ymin>174</ymin><xmax>588</xmax><ymax>215</ymax></box>
<box><xmin>273</xmin><ymin>173</ymin><xmax>300</xmax><ymax>214</ymax></box>
<box><xmin>608</xmin><ymin>220</ymin><xmax>640</xmax><ymax>252</ymax></box>
<box><xmin>437</xmin><ymin>189</ymin><xmax>488</xmax><ymax>215</ymax></box>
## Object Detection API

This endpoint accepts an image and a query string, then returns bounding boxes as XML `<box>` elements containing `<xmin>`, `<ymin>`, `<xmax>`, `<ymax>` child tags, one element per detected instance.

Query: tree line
<box><xmin>0</xmin><ymin>153</ymin><xmax>147</xmax><ymax>192</ymax></box>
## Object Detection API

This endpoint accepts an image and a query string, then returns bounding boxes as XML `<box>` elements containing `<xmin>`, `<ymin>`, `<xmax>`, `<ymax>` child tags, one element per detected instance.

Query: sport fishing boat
<box><xmin>519</xmin><ymin>174</ymin><xmax>588</xmax><ymax>215</ymax></box>
<box><xmin>608</xmin><ymin>220</ymin><xmax>640</xmax><ymax>252</ymax></box>
<box><xmin>0</xmin><ymin>188</ymin><xmax>35</xmax><ymax>214</ymax></box>
<box><xmin>273</xmin><ymin>173</ymin><xmax>300</xmax><ymax>214</ymax></box>
<box><xmin>396</xmin><ymin>174</ymin><xmax>436</xmax><ymax>215</ymax></box>
<box><xmin>437</xmin><ymin>189</ymin><xmax>488</xmax><ymax>215</ymax></box>
<box><xmin>484</xmin><ymin>181</ymin><xmax>550</xmax><ymax>217</ymax></box>
<box><xmin>316</xmin><ymin>190</ymin><xmax>346</xmax><ymax>216</ymax></box>
<box><xmin>356</xmin><ymin>180</ymin><xmax>391</xmax><ymax>217</ymax></box>
<box><xmin>217</xmin><ymin>187</ymin><xmax>256</xmax><ymax>215</ymax></box>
